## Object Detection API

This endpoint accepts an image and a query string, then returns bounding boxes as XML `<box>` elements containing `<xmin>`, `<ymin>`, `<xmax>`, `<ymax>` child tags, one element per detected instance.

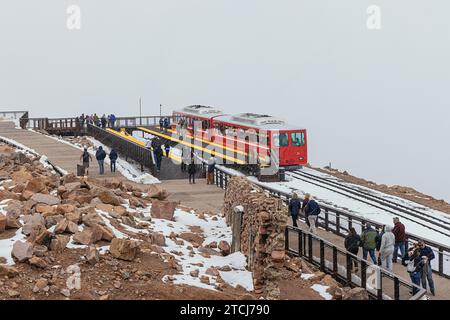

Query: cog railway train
<box><xmin>171</xmin><ymin>105</ymin><xmax>308</xmax><ymax>170</ymax></box>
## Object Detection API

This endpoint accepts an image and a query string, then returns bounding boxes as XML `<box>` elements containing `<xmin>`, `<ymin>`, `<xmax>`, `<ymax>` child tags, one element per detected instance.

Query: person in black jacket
<box><xmin>288</xmin><ymin>193</ymin><xmax>301</xmax><ymax>228</ymax></box>
<box><xmin>375</xmin><ymin>225</ymin><xmax>385</xmax><ymax>266</ymax></box>
<box><xmin>407</xmin><ymin>245</ymin><xmax>426</xmax><ymax>295</ymax></box>
<box><xmin>418</xmin><ymin>240</ymin><xmax>436</xmax><ymax>296</ymax></box>
<box><xmin>188</xmin><ymin>159</ymin><xmax>196</xmax><ymax>184</ymax></box>
<box><xmin>109</xmin><ymin>149</ymin><xmax>118</xmax><ymax>173</ymax></box>
<box><xmin>79</xmin><ymin>148</ymin><xmax>92</xmax><ymax>175</ymax></box>
<box><xmin>95</xmin><ymin>146</ymin><xmax>107</xmax><ymax>175</ymax></box>
<box><xmin>345</xmin><ymin>227</ymin><xmax>362</xmax><ymax>271</ymax></box>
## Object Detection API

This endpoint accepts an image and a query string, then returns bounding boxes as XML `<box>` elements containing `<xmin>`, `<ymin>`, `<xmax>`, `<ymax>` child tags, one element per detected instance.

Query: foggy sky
<box><xmin>1</xmin><ymin>0</ymin><xmax>449</xmax><ymax>201</ymax></box>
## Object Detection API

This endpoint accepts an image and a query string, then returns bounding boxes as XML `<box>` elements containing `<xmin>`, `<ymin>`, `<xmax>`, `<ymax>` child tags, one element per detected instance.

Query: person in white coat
<box><xmin>379</xmin><ymin>225</ymin><xmax>395</xmax><ymax>271</ymax></box>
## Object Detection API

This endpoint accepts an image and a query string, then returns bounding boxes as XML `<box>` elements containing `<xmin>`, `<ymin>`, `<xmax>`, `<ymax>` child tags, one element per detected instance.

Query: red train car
<box><xmin>172</xmin><ymin>105</ymin><xmax>308</xmax><ymax>169</ymax></box>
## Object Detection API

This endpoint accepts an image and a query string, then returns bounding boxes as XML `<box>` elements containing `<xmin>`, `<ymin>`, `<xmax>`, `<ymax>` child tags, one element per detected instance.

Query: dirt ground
<box><xmin>313</xmin><ymin>166</ymin><xmax>450</xmax><ymax>214</ymax></box>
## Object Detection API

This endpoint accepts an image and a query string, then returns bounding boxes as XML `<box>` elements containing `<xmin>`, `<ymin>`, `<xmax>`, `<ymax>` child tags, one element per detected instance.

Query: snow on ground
<box><xmin>310</xmin><ymin>284</ymin><xmax>333</xmax><ymax>300</ymax></box>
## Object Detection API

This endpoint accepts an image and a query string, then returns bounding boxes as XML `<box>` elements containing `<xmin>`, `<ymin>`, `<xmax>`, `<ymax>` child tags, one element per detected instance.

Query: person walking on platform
<box><xmin>154</xmin><ymin>145</ymin><xmax>163</xmax><ymax>172</ymax></box>
<box><xmin>303</xmin><ymin>196</ymin><xmax>320</xmax><ymax>234</ymax></box>
<box><xmin>361</xmin><ymin>224</ymin><xmax>378</xmax><ymax>264</ymax></box>
<box><xmin>110</xmin><ymin>114</ymin><xmax>116</xmax><ymax>128</ymax></box>
<box><xmin>109</xmin><ymin>148</ymin><xmax>118</xmax><ymax>173</ymax></box>
<box><xmin>345</xmin><ymin>227</ymin><xmax>361</xmax><ymax>271</ymax></box>
<box><xmin>302</xmin><ymin>193</ymin><xmax>311</xmax><ymax>227</ymax></box>
<box><xmin>288</xmin><ymin>193</ymin><xmax>301</xmax><ymax>228</ymax></box>
<box><xmin>163</xmin><ymin>117</ymin><xmax>170</xmax><ymax>132</ymax></box>
<box><xmin>417</xmin><ymin>240</ymin><xmax>436</xmax><ymax>296</ymax></box>
<box><xmin>80</xmin><ymin>148</ymin><xmax>92</xmax><ymax>176</ymax></box>
<box><xmin>95</xmin><ymin>146</ymin><xmax>107</xmax><ymax>175</ymax></box>
<box><xmin>375</xmin><ymin>225</ymin><xmax>385</xmax><ymax>266</ymax></box>
<box><xmin>379</xmin><ymin>225</ymin><xmax>395</xmax><ymax>271</ymax></box>
<box><xmin>406</xmin><ymin>244</ymin><xmax>426</xmax><ymax>296</ymax></box>
<box><xmin>159</xmin><ymin>118</ymin><xmax>164</xmax><ymax>130</ymax></box>
<box><xmin>101</xmin><ymin>114</ymin><xmax>107</xmax><ymax>129</ymax></box>
<box><xmin>188</xmin><ymin>159</ymin><xmax>197</xmax><ymax>184</ymax></box>
<box><xmin>206</xmin><ymin>154</ymin><xmax>216</xmax><ymax>185</ymax></box>
<box><xmin>392</xmin><ymin>217</ymin><xmax>407</xmax><ymax>264</ymax></box>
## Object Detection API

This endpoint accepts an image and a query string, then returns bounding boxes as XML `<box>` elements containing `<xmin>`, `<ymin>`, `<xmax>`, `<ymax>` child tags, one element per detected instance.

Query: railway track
<box><xmin>287</xmin><ymin>169</ymin><xmax>450</xmax><ymax>238</ymax></box>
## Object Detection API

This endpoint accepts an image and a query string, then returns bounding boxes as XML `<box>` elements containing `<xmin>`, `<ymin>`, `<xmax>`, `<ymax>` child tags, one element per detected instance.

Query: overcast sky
<box><xmin>1</xmin><ymin>0</ymin><xmax>449</xmax><ymax>201</ymax></box>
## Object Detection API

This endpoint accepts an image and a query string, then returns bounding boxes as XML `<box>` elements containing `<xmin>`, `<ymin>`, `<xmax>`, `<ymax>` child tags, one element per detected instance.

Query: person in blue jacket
<box><xmin>418</xmin><ymin>240</ymin><xmax>436</xmax><ymax>296</ymax></box>
<box><xmin>303</xmin><ymin>195</ymin><xmax>321</xmax><ymax>234</ymax></box>
<box><xmin>288</xmin><ymin>193</ymin><xmax>301</xmax><ymax>228</ymax></box>
<box><xmin>109</xmin><ymin>148</ymin><xmax>118</xmax><ymax>173</ymax></box>
<box><xmin>95</xmin><ymin>146</ymin><xmax>107</xmax><ymax>175</ymax></box>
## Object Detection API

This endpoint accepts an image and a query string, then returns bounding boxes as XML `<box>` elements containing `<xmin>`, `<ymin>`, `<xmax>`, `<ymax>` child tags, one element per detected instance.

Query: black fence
<box><xmin>285</xmin><ymin>226</ymin><xmax>426</xmax><ymax>300</ymax></box>
<box><xmin>86</xmin><ymin>124</ymin><xmax>155</xmax><ymax>174</ymax></box>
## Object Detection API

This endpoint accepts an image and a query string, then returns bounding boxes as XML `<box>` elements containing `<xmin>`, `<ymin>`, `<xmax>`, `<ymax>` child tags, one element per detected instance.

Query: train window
<box><xmin>291</xmin><ymin>132</ymin><xmax>305</xmax><ymax>146</ymax></box>
<box><xmin>272</xmin><ymin>133</ymin><xmax>289</xmax><ymax>147</ymax></box>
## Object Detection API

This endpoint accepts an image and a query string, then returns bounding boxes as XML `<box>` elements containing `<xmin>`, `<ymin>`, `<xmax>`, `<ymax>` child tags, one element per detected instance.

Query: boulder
<box><xmin>45</xmin><ymin>214</ymin><xmax>64</xmax><ymax>228</ymax></box>
<box><xmin>0</xmin><ymin>265</ymin><xmax>19</xmax><ymax>278</ymax></box>
<box><xmin>342</xmin><ymin>287</ymin><xmax>369</xmax><ymax>300</ymax></box>
<box><xmin>271</xmin><ymin>250</ymin><xmax>285</xmax><ymax>262</ymax></box>
<box><xmin>218</xmin><ymin>241</ymin><xmax>231</xmax><ymax>256</ymax></box>
<box><xmin>22</xmin><ymin>213</ymin><xmax>46</xmax><ymax>235</ymax></box>
<box><xmin>10</xmin><ymin>168</ymin><xmax>33</xmax><ymax>184</ymax></box>
<box><xmin>65</xmin><ymin>189</ymin><xmax>93</xmax><ymax>204</ymax></box>
<box><xmin>109</xmin><ymin>238</ymin><xmax>139</xmax><ymax>261</ymax></box>
<box><xmin>72</xmin><ymin>227</ymin><xmax>103</xmax><ymax>245</ymax></box>
<box><xmin>49</xmin><ymin>235</ymin><xmax>70</xmax><ymax>252</ymax></box>
<box><xmin>150</xmin><ymin>232</ymin><xmax>166</xmax><ymax>247</ymax></box>
<box><xmin>5</xmin><ymin>216</ymin><xmax>22</xmax><ymax>229</ymax></box>
<box><xmin>56</xmin><ymin>204</ymin><xmax>76</xmax><ymax>214</ymax></box>
<box><xmin>150</xmin><ymin>199</ymin><xmax>178</xmax><ymax>221</ymax></box>
<box><xmin>129</xmin><ymin>197</ymin><xmax>145</xmax><ymax>208</ymax></box>
<box><xmin>179</xmin><ymin>232</ymin><xmax>204</xmax><ymax>246</ymax></box>
<box><xmin>29</xmin><ymin>256</ymin><xmax>48</xmax><ymax>269</ymax></box>
<box><xmin>98</xmin><ymin>190</ymin><xmax>122</xmax><ymax>206</ymax></box>
<box><xmin>0</xmin><ymin>214</ymin><xmax>6</xmax><ymax>232</ymax></box>
<box><xmin>147</xmin><ymin>185</ymin><xmax>169</xmax><ymax>200</ymax></box>
<box><xmin>113</xmin><ymin>206</ymin><xmax>127</xmax><ymax>216</ymax></box>
<box><xmin>82</xmin><ymin>212</ymin><xmax>103</xmax><ymax>227</ymax></box>
<box><xmin>31</xmin><ymin>193</ymin><xmax>61</xmax><ymax>206</ymax></box>
<box><xmin>54</xmin><ymin>218</ymin><xmax>78</xmax><ymax>234</ymax></box>
<box><xmin>190</xmin><ymin>269</ymin><xmax>199</xmax><ymax>278</ymax></box>
<box><xmin>205</xmin><ymin>267</ymin><xmax>220</xmax><ymax>277</ymax></box>
<box><xmin>35</xmin><ymin>204</ymin><xmax>56</xmax><ymax>216</ymax></box>
<box><xmin>65</xmin><ymin>211</ymin><xmax>82</xmax><ymax>223</ymax></box>
<box><xmin>31</xmin><ymin>228</ymin><xmax>52</xmax><ymax>246</ymax></box>
<box><xmin>24</xmin><ymin>178</ymin><xmax>46</xmax><ymax>193</ymax></box>
<box><xmin>5</xmin><ymin>201</ymin><xmax>23</xmax><ymax>218</ymax></box>
<box><xmin>21</xmin><ymin>190</ymin><xmax>34</xmax><ymax>201</ymax></box>
<box><xmin>33</xmin><ymin>244</ymin><xmax>48</xmax><ymax>257</ymax></box>
<box><xmin>33</xmin><ymin>278</ymin><xmax>49</xmax><ymax>293</ymax></box>
<box><xmin>11</xmin><ymin>240</ymin><xmax>33</xmax><ymax>262</ymax></box>
<box><xmin>95</xmin><ymin>203</ymin><xmax>114</xmax><ymax>213</ymax></box>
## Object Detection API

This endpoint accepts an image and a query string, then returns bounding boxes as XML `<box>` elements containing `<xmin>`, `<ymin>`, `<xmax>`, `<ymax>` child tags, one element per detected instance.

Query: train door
<box><xmin>284</xmin><ymin>130</ymin><xmax>307</xmax><ymax>167</ymax></box>
<box><xmin>271</xmin><ymin>131</ymin><xmax>289</xmax><ymax>167</ymax></box>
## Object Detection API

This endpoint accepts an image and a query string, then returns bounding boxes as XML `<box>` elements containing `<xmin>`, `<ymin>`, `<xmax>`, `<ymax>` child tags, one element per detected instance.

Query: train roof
<box><xmin>215</xmin><ymin>113</ymin><xmax>305</xmax><ymax>131</ymax></box>
<box><xmin>174</xmin><ymin>105</ymin><xmax>223</xmax><ymax>118</ymax></box>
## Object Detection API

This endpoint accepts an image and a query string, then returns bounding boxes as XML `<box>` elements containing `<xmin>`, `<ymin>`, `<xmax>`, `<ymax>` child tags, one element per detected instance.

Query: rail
<box><xmin>211</xmin><ymin>166</ymin><xmax>450</xmax><ymax>279</ymax></box>
<box><xmin>86</xmin><ymin>124</ymin><xmax>155</xmax><ymax>174</ymax></box>
<box><xmin>285</xmin><ymin>226</ymin><xmax>426</xmax><ymax>300</ymax></box>
<box><xmin>0</xmin><ymin>110</ymin><xmax>29</xmax><ymax>129</ymax></box>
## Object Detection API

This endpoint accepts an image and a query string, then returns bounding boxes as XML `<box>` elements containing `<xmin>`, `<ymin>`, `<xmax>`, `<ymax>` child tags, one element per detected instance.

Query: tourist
<box><xmin>159</xmin><ymin>117</ymin><xmax>164</xmax><ymax>130</ymax></box>
<box><xmin>79</xmin><ymin>148</ymin><xmax>92</xmax><ymax>175</ymax></box>
<box><xmin>95</xmin><ymin>146</ymin><xmax>107</xmax><ymax>175</ymax></box>
<box><xmin>109</xmin><ymin>148</ymin><xmax>118</xmax><ymax>173</ymax></box>
<box><xmin>392</xmin><ymin>217</ymin><xmax>406</xmax><ymax>263</ymax></box>
<box><xmin>288</xmin><ymin>193</ymin><xmax>301</xmax><ymax>228</ymax></box>
<box><xmin>163</xmin><ymin>117</ymin><xmax>170</xmax><ymax>132</ymax></box>
<box><xmin>417</xmin><ymin>240</ymin><xmax>436</xmax><ymax>296</ymax></box>
<box><xmin>207</xmin><ymin>154</ymin><xmax>216</xmax><ymax>185</ymax></box>
<box><xmin>406</xmin><ymin>243</ymin><xmax>425</xmax><ymax>296</ymax></box>
<box><xmin>379</xmin><ymin>225</ymin><xmax>395</xmax><ymax>271</ymax></box>
<box><xmin>188</xmin><ymin>159</ymin><xmax>197</xmax><ymax>184</ymax></box>
<box><xmin>375</xmin><ymin>225</ymin><xmax>385</xmax><ymax>266</ymax></box>
<box><xmin>302</xmin><ymin>193</ymin><xmax>311</xmax><ymax>227</ymax></box>
<box><xmin>164</xmin><ymin>144</ymin><xmax>170</xmax><ymax>158</ymax></box>
<box><xmin>344</xmin><ymin>227</ymin><xmax>361</xmax><ymax>271</ymax></box>
<box><xmin>303</xmin><ymin>196</ymin><xmax>321</xmax><ymax>234</ymax></box>
<box><xmin>360</xmin><ymin>224</ymin><xmax>378</xmax><ymax>264</ymax></box>
<box><xmin>154</xmin><ymin>145</ymin><xmax>163</xmax><ymax>172</ymax></box>
<box><xmin>101</xmin><ymin>114</ymin><xmax>107</xmax><ymax>129</ymax></box>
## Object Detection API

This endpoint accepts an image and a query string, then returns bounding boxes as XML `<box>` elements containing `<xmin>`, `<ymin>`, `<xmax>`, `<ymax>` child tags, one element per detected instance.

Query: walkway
<box><xmin>0</xmin><ymin>120</ymin><xmax>118</xmax><ymax>179</ymax></box>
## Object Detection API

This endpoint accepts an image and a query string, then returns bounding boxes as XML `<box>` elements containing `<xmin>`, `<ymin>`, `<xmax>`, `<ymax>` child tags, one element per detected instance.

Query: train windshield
<box><xmin>291</xmin><ymin>132</ymin><xmax>305</xmax><ymax>146</ymax></box>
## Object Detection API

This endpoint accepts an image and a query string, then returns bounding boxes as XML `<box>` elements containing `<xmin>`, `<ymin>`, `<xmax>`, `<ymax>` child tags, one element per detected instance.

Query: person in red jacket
<box><xmin>392</xmin><ymin>217</ymin><xmax>406</xmax><ymax>263</ymax></box>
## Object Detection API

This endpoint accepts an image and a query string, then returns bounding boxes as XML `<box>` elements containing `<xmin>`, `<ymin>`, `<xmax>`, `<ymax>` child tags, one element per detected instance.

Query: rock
<box><xmin>7</xmin><ymin>289</ymin><xmax>20</xmax><ymax>298</ymax></box>
<box><xmin>22</xmin><ymin>213</ymin><xmax>46</xmax><ymax>235</ymax></box>
<box><xmin>190</xmin><ymin>269</ymin><xmax>199</xmax><ymax>278</ymax></box>
<box><xmin>113</xmin><ymin>280</ymin><xmax>122</xmax><ymax>289</ymax></box>
<box><xmin>5</xmin><ymin>201</ymin><xmax>23</xmax><ymax>218</ymax></box>
<box><xmin>309</xmin><ymin>271</ymin><xmax>326</xmax><ymax>282</ymax></box>
<box><xmin>30</xmin><ymin>227</ymin><xmax>52</xmax><ymax>246</ymax></box>
<box><xmin>207</xmin><ymin>241</ymin><xmax>217</xmax><ymax>248</ymax></box>
<box><xmin>271</xmin><ymin>250</ymin><xmax>285</xmax><ymax>262</ymax></box>
<box><xmin>98</xmin><ymin>190</ymin><xmax>122</xmax><ymax>206</ymax></box>
<box><xmin>219</xmin><ymin>265</ymin><xmax>232</xmax><ymax>272</ymax></box>
<box><xmin>45</xmin><ymin>214</ymin><xmax>64</xmax><ymax>228</ymax></box>
<box><xmin>33</xmin><ymin>278</ymin><xmax>49</xmax><ymax>293</ymax></box>
<box><xmin>54</xmin><ymin>218</ymin><xmax>79</xmax><ymax>234</ymax></box>
<box><xmin>205</xmin><ymin>267</ymin><xmax>220</xmax><ymax>277</ymax></box>
<box><xmin>200</xmin><ymin>275</ymin><xmax>210</xmax><ymax>285</ymax></box>
<box><xmin>5</xmin><ymin>216</ymin><xmax>22</xmax><ymax>229</ymax></box>
<box><xmin>60</xmin><ymin>288</ymin><xmax>71</xmax><ymax>297</ymax></box>
<box><xmin>327</xmin><ymin>285</ymin><xmax>343</xmax><ymax>300</ymax></box>
<box><xmin>33</xmin><ymin>244</ymin><xmax>48</xmax><ymax>257</ymax></box>
<box><xmin>86</xmin><ymin>246</ymin><xmax>100</xmax><ymax>265</ymax></box>
<box><xmin>99</xmin><ymin>294</ymin><xmax>109</xmax><ymax>300</ymax></box>
<box><xmin>29</xmin><ymin>256</ymin><xmax>48</xmax><ymax>269</ymax></box>
<box><xmin>35</xmin><ymin>204</ymin><xmax>56</xmax><ymax>216</ymax></box>
<box><xmin>82</xmin><ymin>212</ymin><xmax>103</xmax><ymax>227</ymax></box>
<box><xmin>179</xmin><ymin>232</ymin><xmax>204</xmax><ymax>246</ymax></box>
<box><xmin>129</xmin><ymin>197</ymin><xmax>145</xmax><ymax>208</ymax></box>
<box><xmin>113</xmin><ymin>206</ymin><xmax>127</xmax><ymax>216</ymax></box>
<box><xmin>109</xmin><ymin>238</ymin><xmax>139</xmax><ymax>261</ymax></box>
<box><xmin>73</xmin><ymin>227</ymin><xmax>103</xmax><ymax>245</ymax></box>
<box><xmin>31</xmin><ymin>193</ymin><xmax>61</xmax><ymax>206</ymax></box>
<box><xmin>150</xmin><ymin>232</ymin><xmax>166</xmax><ymax>247</ymax></box>
<box><xmin>147</xmin><ymin>185</ymin><xmax>169</xmax><ymax>200</ymax></box>
<box><xmin>24</xmin><ymin>178</ymin><xmax>46</xmax><ymax>193</ymax></box>
<box><xmin>218</xmin><ymin>241</ymin><xmax>231</xmax><ymax>256</ymax></box>
<box><xmin>65</xmin><ymin>211</ymin><xmax>82</xmax><ymax>223</ymax></box>
<box><xmin>49</xmin><ymin>235</ymin><xmax>70</xmax><ymax>252</ymax></box>
<box><xmin>0</xmin><ymin>265</ymin><xmax>19</xmax><ymax>278</ymax></box>
<box><xmin>21</xmin><ymin>190</ymin><xmax>34</xmax><ymax>201</ymax></box>
<box><xmin>342</xmin><ymin>287</ymin><xmax>369</xmax><ymax>300</ymax></box>
<box><xmin>65</xmin><ymin>189</ymin><xmax>93</xmax><ymax>204</ymax></box>
<box><xmin>0</xmin><ymin>214</ymin><xmax>5</xmax><ymax>232</ymax></box>
<box><xmin>11</xmin><ymin>240</ymin><xmax>33</xmax><ymax>262</ymax></box>
<box><xmin>150</xmin><ymin>199</ymin><xmax>178</xmax><ymax>221</ymax></box>
<box><xmin>94</xmin><ymin>224</ymin><xmax>115</xmax><ymax>242</ymax></box>
<box><xmin>55</xmin><ymin>204</ymin><xmax>76</xmax><ymax>215</ymax></box>
<box><xmin>121</xmin><ymin>216</ymin><xmax>136</xmax><ymax>227</ymax></box>
<box><xmin>95</xmin><ymin>203</ymin><xmax>114</xmax><ymax>213</ymax></box>
<box><xmin>11</xmin><ymin>168</ymin><xmax>33</xmax><ymax>184</ymax></box>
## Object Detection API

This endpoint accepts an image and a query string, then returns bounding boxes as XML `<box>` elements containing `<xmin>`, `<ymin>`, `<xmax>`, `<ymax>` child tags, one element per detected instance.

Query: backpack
<box><xmin>82</xmin><ymin>151</ymin><xmax>90</xmax><ymax>162</ymax></box>
<box><xmin>406</xmin><ymin>259</ymin><xmax>416</xmax><ymax>273</ymax></box>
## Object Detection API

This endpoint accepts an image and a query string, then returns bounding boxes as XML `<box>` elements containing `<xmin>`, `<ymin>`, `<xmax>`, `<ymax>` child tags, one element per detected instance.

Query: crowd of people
<box><xmin>288</xmin><ymin>194</ymin><xmax>436</xmax><ymax>296</ymax></box>
<box><xmin>76</xmin><ymin>113</ymin><xmax>117</xmax><ymax>129</ymax></box>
